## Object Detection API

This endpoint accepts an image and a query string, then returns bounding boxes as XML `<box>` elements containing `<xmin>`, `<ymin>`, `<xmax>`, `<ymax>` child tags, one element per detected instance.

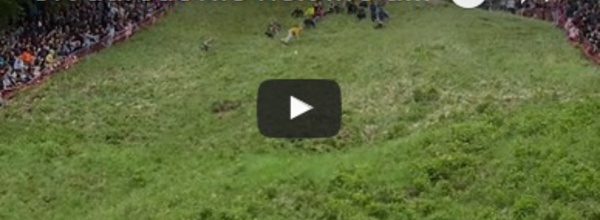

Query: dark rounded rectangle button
<box><xmin>257</xmin><ymin>79</ymin><xmax>341</xmax><ymax>138</ymax></box>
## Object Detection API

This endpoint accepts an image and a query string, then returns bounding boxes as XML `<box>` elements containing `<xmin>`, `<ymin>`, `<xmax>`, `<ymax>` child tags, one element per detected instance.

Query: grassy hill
<box><xmin>2</xmin><ymin>1</ymin><xmax>600</xmax><ymax>219</ymax></box>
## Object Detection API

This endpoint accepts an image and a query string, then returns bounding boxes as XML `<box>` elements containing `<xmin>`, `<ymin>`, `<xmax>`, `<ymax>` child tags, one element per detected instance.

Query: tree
<box><xmin>0</xmin><ymin>0</ymin><xmax>23</xmax><ymax>27</ymax></box>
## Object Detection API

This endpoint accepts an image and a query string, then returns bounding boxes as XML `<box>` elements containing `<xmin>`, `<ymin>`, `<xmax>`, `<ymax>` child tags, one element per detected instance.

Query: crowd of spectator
<box><xmin>495</xmin><ymin>0</ymin><xmax>600</xmax><ymax>55</ymax></box>
<box><xmin>560</xmin><ymin>0</ymin><xmax>600</xmax><ymax>53</ymax></box>
<box><xmin>0</xmin><ymin>0</ymin><xmax>174</xmax><ymax>95</ymax></box>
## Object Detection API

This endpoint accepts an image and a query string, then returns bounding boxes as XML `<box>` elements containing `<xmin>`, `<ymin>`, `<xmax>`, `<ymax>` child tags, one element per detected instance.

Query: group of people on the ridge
<box><xmin>264</xmin><ymin>0</ymin><xmax>389</xmax><ymax>44</ymax></box>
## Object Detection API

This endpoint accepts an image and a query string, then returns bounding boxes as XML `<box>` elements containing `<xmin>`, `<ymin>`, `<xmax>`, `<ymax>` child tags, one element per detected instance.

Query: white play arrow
<box><xmin>290</xmin><ymin>96</ymin><xmax>313</xmax><ymax>120</ymax></box>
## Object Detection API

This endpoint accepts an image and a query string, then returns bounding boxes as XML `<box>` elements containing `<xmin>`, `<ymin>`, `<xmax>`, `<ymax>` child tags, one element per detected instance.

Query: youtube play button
<box><xmin>290</xmin><ymin>96</ymin><xmax>313</xmax><ymax>120</ymax></box>
<box><xmin>257</xmin><ymin>79</ymin><xmax>341</xmax><ymax>138</ymax></box>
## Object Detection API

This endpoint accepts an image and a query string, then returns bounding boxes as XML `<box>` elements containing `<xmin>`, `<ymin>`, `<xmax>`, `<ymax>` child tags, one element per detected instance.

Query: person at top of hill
<box><xmin>291</xmin><ymin>7</ymin><xmax>304</xmax><ymax>18</ymax></box>
<box><xmin>506</xmin><ymin>0</ymin><xmax>516</xmax><ymax>14</ymax></box>
<box><xmin>357</xmin><ymin>7</ymin><xmax>367</xmax><ymax>20</ymax></box>
<box><xmin>313</xmin><ymin>2</ymin><xmax>325</xmax><ymax>20</ymax></box>
<box><xmin>281</xmin><ymin>24</ymin><xmax>304</xmax><ymax>44</ymax></box>
<box><xmin>347</xmin><ymin>0</ymin><xmax>358</xmax><ymax>14</ymax></box>
<box><xmin>359</xmin><ymin>0</ymin><xmax>369</xmax><ymax>8</ymax></box>
<box><xmin>333</xmin><ymin>2</ymin><xmax>344</xmax><ymax>14</ymax></box>
<box><xmin>370</xmin><ymin>2</ymin><xmax>378</xmax><ymax>22</ymax></box>
<box><xmin>374</xmin><ymin>2</ymin><xmax>389</xmax><ymax>29</ymax></box>
<box><xmin>324</xmin><ymin>2</ymin><xmax>337</xmax><ymax>15</ymax></box>
<box><xmin>305</xmin><ymin>6</ymin><xmax>315</xmax><ymax>18</ymax></box>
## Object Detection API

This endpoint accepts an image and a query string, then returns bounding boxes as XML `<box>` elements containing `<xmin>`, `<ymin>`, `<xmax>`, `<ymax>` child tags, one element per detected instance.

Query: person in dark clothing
<box><xmin>359</xmin><ymin>1</ymin><xmax>368</xmax><ymax>8</ymax></box>
<box><xmin>291</xmin><ymin>7</ymin><xmax>304</xmax><ymax>18</ymax></box>
<box><xmin>303</xmin><ymin>18</ymin><xmax>317</xmax><ymax>28</ymax></box>
<box><xmin>347</xmin><ymin>0</ymin><xmax>358</xmax><ymax>14</ymax></box>
<box><xmin>201</xmin><ymin>38</ymin><xmax>214</xmax><ymax>51</ymax></box>
<box><xmin>374</xmin><ymin>5</ymin><xmax>389</xmax><ymax>29</ymax></box>
<box><xmin>370</xmin><ymin>2</ymin><xmax>377</xmax><ymax>22</ymax></box>
<box><xmin>313</xmin><ymin>2</ymin><xmax>324</xmax><ymax>20</ymax></box>
<box><xmin>334</xmin><ymin>2</ymin><xmax>344</xmax><ymax>13</ymax></box>
<box><xmin>377</xmin><ymin>5</ymin><xmax>389</xmax><ymax>22</ymax></box>
<box><xmin>325</xmin><ymin>3</ymin><xmax>336</xmax><ymax>15</ymax></box>
<box><xmin>264</xmin><ymin>21</ymin><xmax>281</xmax><ymax>38</ymax></box>
<box><xmin>357</xmin><ymin>7</ymin><xmax>367</xmax><ymax>20</ymax></box>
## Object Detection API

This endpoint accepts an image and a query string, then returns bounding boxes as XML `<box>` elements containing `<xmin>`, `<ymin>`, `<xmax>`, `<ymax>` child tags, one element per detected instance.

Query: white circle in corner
<box><xmin>452</xmin><ymin>0</ymin><xmax>485</xmax><ymax>9</ymax></box>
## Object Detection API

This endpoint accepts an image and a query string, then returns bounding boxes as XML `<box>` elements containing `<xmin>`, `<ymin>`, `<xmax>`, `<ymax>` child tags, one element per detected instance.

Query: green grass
<box><xmin>2</xmin><ymin>1</ymin><xmax>600</xmax><ymax>219</ymax></box>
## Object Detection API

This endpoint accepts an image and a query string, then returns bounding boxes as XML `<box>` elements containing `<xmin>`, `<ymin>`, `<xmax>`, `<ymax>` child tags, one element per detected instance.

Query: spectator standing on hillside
<box><xmin>105</xmin><ymin>23</ymin><xmax>116</xmax><ymax>47</ymax></box>
<box><xmin>567</xmin><ymin>18</ymin><xmax>581</xmax><ymax>42</ymax></box>
<box><xmin>124</xmin><ymin>21</ymin><xmax>135</xmax><ymax>39</ymax></box>
<box><xmin>13</xmin><ymin>56</ymin><xmax>29</xmax><ymax>84</ymax></box>
<box><xmin>13</xmin><ymin>56</ymin><xmax>26</xmax><ymax>75</ymax></box>
<box><xmin>2</xmin><ymin>69</ymin><xmax>15</xmax><ymax>90</ymax></box>
<box><xmin>82</xmin><ymin>30</ymin><xmax>100</xmax><ymax>49</ymax></box>
<box><xmin>45</xmin><ymin>49</ymin><xmax>57</xmax><ymax>71</ymax></box>
<box><xmin>20</xmin><ymin>49</ymin><xmax>35</xmax><ymax>67</ymax></box>
<box><xmin>589</xmin><ymin>25</ymin><xmax>600</xmax><ymax>52</ymax></box>
<box><xmin>0</xmin><ymin>68</ymin><xmax>7</xmax><ymax>90</ymax></box>
<box><xmin>0</xmin><ymin>53</ymin><xmax>6</xmax><ymax>68</ymax></box>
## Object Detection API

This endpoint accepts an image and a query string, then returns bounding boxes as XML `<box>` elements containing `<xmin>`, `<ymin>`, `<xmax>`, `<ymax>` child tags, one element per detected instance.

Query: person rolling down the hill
<box><xmin>202</xmin><ymin>38</ymin><xmax>214</xmax><ymax>51</ymax></box>
<box><xmin>281</xmin><ymin>24</ymin><xmax>303</xmax><ymax>44</ymax></box>
<box><xmin>265</xmin><ymin>21</ymin><xmax>282</xmax><ymax>38</ymax></box>
<box><xmin>304</xmin><ymin>18</ymin><xmax>317</xmax><ymax>28</ymax></box>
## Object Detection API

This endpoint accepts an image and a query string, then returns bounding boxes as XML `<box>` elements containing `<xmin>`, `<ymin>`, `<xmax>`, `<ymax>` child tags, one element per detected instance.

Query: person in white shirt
<box><xmin>105</xmin><ymin>24</ymin><xmax>116</xmax><ymax>47</ymax></box>
<box><xmin>506</xmin><ymin>0</ymin><xmax>516</xmax><ymax>14</ymax></box>
<box><xmin>13</xmin><ymin>57</ymin><xmax>25</xmax><ymax>74</ymax></box>
<box><xmin>569</xmin><ymin>26</ymin><xmax>580</xmax><ymax>42</ymax></box>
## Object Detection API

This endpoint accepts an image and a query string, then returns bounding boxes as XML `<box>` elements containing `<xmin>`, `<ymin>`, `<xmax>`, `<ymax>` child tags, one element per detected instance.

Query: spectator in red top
<box><xmin>19</xmin><ymin>49</ymin><xmax>35</xmax><ymax>66</ymax></box>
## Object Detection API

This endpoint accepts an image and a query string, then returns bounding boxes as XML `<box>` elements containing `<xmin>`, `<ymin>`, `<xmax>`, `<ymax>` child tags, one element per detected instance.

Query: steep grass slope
<box><xmin>2</xmin><ymin>2</ymin><xmax>600</xmax><ymax>219</ymax></box>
